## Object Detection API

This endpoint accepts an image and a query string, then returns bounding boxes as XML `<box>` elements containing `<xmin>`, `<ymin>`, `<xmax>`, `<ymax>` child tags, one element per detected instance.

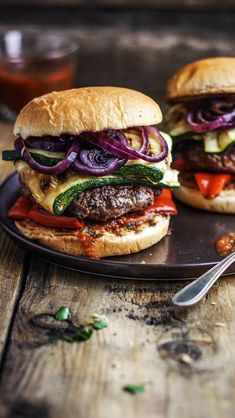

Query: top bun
<box><xmin>14</xmin><ymin>86</ymin><xmax>162</xmax><ymax>139</ymax></box>
<box><xmin>167</xmin><ymin>57</ymin><xmax>235</xmax><ymax>102</ymax></box>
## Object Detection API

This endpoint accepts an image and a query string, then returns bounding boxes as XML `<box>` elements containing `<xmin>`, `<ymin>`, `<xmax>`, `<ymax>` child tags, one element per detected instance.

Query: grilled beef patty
<box><xmin>20</xmin><ymin>174</ymin><xmax>157</xmax><ymax>221</ymax></box>
<box><xmin>66</xmin><ymin>185</ymin><xmax>155</xmax><ymax>221</ymax></box>
<box><xmin>182</xmin><ymin>143</ymin><xmax>235</xmax><ymax>174</ymax></box>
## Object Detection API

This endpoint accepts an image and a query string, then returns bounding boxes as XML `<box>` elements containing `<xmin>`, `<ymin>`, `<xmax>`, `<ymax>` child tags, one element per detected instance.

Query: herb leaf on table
<box><xmin>91</xmin><ymin>316</ymin><xmax>108</xmax><ymax>330</ymax></box>
<box><xmin>55</xmin><ymin>306</ymin><xmax>70</xmax><ymax>321</ymax></box>
<box><xmin>123</xmin><ymin>384</ymin><xmax>145</xmax><ymax>395</ymax></box>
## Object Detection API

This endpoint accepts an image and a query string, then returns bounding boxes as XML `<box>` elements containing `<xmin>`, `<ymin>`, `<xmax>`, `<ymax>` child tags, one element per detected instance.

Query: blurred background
<box><xmin>0</xmin><ymin>0</ymin><xmax>235</xmax><ymax>118</ymax></box>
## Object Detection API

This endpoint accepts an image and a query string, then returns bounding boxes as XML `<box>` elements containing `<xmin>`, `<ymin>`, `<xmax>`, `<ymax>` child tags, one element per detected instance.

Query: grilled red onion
<box><xmin>187</xmin><ymin>99</ymin><xmax>235</xmax><ymax>133</ymax></box>
<box><xmin>73</xmin><ymin>146</ymin><xmax>126</xmax><ymax>175</ymax></box>
<box><xmin>14</xmin><ymin>126</ymin><xmax>168</xmax><ymax>175</ymax></box>
<box><xmin>80</xmin><ymin>127</ymin><xmax>168</xmax><ymax>162</ymax></box>
<box><xmin>105</xmin><ymin>128</ymin><xmax>148</xmax><ymax>152</ymax></box>
<box><xmin>72</xmin><ymin>129</ymin><xmax>127</xmax><ymax>175</ymax></box>
<box><xmin>25</xmin><ymin>135</ymin><xmax>73</xmax><ymax>152</ymax></box>
<box><xmin>138</xmin><ymin>127</ymin><xmax>149</xmax><ymax>154</ymax></box>
<box><xmin>14</xmin><ymin>137</ymin><xmax>80</xmax><ymax>175</ymax></box>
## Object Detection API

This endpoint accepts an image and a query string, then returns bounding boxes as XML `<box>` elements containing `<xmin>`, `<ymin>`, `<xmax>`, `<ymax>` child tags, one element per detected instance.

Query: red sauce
<box><xmin>0</xmin><ymin>57</ymin><xmax>75</xmax><ymax>113</ymax></box>
<box><xmin>76</xmin><ymin>230</ymin><xmax>96</xmax><ymax>258</ymax></box>
<box><xmin>104</xmin><ymin>211</ymin><xmax>154</xmax><ymax>234</ymax></box>
<box><xmin>76</xmin><ymin>226</ymin><xmax>105</xmax><ymax>259</ymax></box>
<box><xmin>216</xmin><ymin>233</ymin><xmax>235</xmax><ymax>257</ymax></box>
<box><xmin>75</xmin><ymin>212</ymin><xmax>158</xmax><ymax>258</ymax></box>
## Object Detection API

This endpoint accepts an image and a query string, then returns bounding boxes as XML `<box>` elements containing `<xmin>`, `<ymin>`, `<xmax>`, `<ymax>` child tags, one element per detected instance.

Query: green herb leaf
<box><xmin>123</xmin><ymin>384</ymin><xmax>145</xmax><ymax>395</ymax></box>
<box><xmin>92</xmin><ymin>318</ymin><xmax>108</xmax><ymax>330</ymax></box>
<box><xmin>55</xmin><ymin>306</ymin><xmax>70</xmax><ymax>321</ymax></box>
<box><xmin>63</xmin><ymin>328</ymin><xmax>93</xmax><ymax>343</ymax></box>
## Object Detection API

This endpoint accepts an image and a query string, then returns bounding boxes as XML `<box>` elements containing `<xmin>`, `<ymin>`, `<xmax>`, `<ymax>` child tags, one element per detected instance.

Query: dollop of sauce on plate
<box><xmin>216</xmin><ymin>233</ymin><xmax>235</xmax><ymax>257</ymax></box>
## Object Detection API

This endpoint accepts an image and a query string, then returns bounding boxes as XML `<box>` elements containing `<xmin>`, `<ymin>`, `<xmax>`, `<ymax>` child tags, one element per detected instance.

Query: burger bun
<box><xmin>167</xmin><ymin>57</ymin><xmax>235</xmax><ymax>102</ymax></box>
<box><xmin>173</xmin><ymin>186</ymin><xmax>235</xmax><ymax>214</ymax></box>
<box><xmin>14</xmin><ymin>86</ymin><xmax>162</xmax><ymax>139</ymax></box>
<box><xmin>15</xmin><ymin>215</ymin><xmax>170</xmax><ymax>258</ymax></box>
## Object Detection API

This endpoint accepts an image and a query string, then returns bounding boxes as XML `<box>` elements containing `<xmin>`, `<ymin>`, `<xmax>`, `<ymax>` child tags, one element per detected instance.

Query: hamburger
<box><xmin>3</xmin><ymin>87</ymin><xmax>179</xmax><ymax>258</ymax></box>
<box><xmin>166</xmin><ymin>57</ymin><xmax>235</xmax><ymax>214</ymax></box>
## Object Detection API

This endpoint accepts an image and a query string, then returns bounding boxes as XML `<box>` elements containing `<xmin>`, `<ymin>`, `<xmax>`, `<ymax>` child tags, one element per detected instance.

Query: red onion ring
<box><xmin>73</xmin><ymin>158</ymin><xmax>125</xmax><ymax>175</ymax></box>
<box><xmin>14</xmin><ymin>126</ymin><xmax>168</xmax><ymax>175</ymax></box>
<box><xmin>25</xmin><ymin>135</ymin><xmax>73</xmax><ymax>152</ymax></box>
<box><xmin>138</xmin><ymin>127</ymin><xmax>149</xmax><ymax>154</ymax></box>
<box><xmin>72</xmin><ymin>129</ymin><xmax>127</xmax><ymax>175</ymax></box>
<box><xmin>80</xmin><ymin>127</ymin><xmax>168</xmax><ymax>163</ymax></box>
<box><xmin>73</xmin><ymin>146</ymin><xmax>126</xmax><ymax>175</ymax></box>
<box><xmin>187</xmin><ymin>99</ymin><xmax>235</xmax><ymax>133</ymax></box>
<box><xmin>14</xmin><ymin>137</ymin><xmax>80</xmax><ymax>175</ymax></box>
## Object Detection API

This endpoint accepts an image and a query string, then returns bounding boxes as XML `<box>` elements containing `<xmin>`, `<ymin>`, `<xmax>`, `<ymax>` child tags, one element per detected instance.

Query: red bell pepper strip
<box><xmin>194</xmin><ymin>173</ymin><xmax>233</xmax><ymax>199</ymax></box>
<box><xmin>28</xmin><ymin>206</ymin><xmax>85</xmax><ymax>229</ymax></box>
<box><xmin>8</xmin><ymin>196</ymin><xmax>84</xmax><ymax>229</ymax></box>
<box><xmin>8</xmin><ymin>196</ymin><xmax>33</xmax><ymax>219</ymax></box>
<box><xmin>145</xmin><ymin>189</ymin><xmax>177</xmax><ymax>214</ymax></box>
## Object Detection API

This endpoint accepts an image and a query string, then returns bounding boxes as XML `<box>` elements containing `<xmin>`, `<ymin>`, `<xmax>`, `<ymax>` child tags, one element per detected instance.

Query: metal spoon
<box><xmin>172</xmin><ymin>252</ymin><xmax>235</xmax><ymax>307</ymax></box>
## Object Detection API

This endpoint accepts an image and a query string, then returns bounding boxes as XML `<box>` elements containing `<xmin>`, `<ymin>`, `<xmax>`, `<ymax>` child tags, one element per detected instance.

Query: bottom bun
<box><xmin>15</xmin><ymin>214</ymin><xmax>170</xmax><ymax>258</ymax></box>
<box><xmin>173</xmin><ymin>186</ymin><xmax>235</xmax><ymax>214</ymax></box>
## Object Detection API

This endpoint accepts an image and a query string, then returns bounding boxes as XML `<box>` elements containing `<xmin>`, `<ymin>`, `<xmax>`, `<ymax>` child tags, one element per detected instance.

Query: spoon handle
<box><xmin>172</xmin><ymin>252</ymin><xmax>235</xmax><ymax>307</ymax></box>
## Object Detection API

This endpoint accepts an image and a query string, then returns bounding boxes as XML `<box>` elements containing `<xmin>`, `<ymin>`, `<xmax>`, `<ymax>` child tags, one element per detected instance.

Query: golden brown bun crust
<box><xmin>15</xmin><ymin>215</ymin><xmax>169</xmax><ymax>258</ymax></box>
<box><xmin>173</xmin><ymin>186</ymin><xmax>235</xmax><ymax>214</ymax></box>
<box><xmin>14</xmin><ymin>87</ymin><xmax>162</xmax><ymax>139</ymax></box>
<box><xmin>167</xmin><ymin>57</ymin><xmax>235</xmax><ymax>102</ymax></box>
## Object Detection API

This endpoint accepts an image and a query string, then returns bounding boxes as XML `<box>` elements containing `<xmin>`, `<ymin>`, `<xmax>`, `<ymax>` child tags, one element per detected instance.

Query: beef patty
<box><xmin>66</xmin><ymin>185</ymin><xmax>155</xmax><ymax>221</ymax></box>
<box><xmin>182</xmin><ymin>143</ymin><xmax>235</xmax><ymax>174</ymax></box>
<box><xmin>20</xmin><ymin>175</ymin><xmax>156</xmax><ymax>221</ymax></box>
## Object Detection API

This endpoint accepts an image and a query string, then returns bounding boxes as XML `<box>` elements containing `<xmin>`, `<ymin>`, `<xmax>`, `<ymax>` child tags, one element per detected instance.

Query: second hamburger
<box><xmin>166</xmin><ymin>57</ymin><xmax>235</xmax><ymax>214</ymax></box>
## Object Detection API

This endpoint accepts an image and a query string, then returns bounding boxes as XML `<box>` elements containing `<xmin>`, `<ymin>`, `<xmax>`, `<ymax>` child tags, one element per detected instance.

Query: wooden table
<box><xmin>0</xmin><ymin>120</ymin><xmax>235</xmax><ymax>418</ymax></box>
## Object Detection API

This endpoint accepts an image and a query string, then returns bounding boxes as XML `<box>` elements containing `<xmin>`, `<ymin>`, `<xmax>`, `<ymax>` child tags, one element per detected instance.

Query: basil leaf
<box><xmin>92</xmin><ymin>318</ymin><xmax>108</xmax><ymax>330</ymax></box>
<box><xmin>123</xmin><ymin>384</ymin><xmax>145</xmax><ymax>395</ymax></box>
<box><xmin>93</xmin><ymin>319</ymin><xmax>108</xmax><ymax>330</ymax></box>
<box><xmin>55</xmin><ymin>306</ymin><xmax>70</xmax><ymax>321</ymax></box>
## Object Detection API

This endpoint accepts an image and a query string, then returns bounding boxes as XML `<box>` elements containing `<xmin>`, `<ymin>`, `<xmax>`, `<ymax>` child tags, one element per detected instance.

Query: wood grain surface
<box><xmin>0</xmin><ymin>259</ymin><xmax>235</xmax><ymax>418</ymax></box>
<box><xmin>0</xmin><ymin>122</ymin><xmax>24</xmax><ymax>367</ymax></box>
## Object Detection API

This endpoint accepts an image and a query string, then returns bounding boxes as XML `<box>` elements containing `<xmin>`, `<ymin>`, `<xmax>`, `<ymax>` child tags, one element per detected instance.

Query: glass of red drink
<box><xmin>0</xmin><ymin>30</ymin><xmax>78</xmax><ymax>120</ymax></box>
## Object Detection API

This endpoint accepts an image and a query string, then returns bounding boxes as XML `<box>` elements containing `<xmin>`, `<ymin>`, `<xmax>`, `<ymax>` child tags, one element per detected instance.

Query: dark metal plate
<box><xmin>0</xmin><ymin>172</ymin><xmax>234</xmax><ymax>279</ymax></box>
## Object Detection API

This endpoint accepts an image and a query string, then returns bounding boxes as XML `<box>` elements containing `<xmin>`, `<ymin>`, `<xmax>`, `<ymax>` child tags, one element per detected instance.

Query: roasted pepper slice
<box><xmin>194</xmin><ymin>172</ymin><xmax>233</xmax><ymax>199</ymax></box>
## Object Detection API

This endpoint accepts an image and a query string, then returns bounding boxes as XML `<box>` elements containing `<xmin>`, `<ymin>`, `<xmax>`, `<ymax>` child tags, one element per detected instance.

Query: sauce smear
<box><xmin>216</xmin><ymin>233</ymin><xmax>235</xmax><ymax>257</ymax></box>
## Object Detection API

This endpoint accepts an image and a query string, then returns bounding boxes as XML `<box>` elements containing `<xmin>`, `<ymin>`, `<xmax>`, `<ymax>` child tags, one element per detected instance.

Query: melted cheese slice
<box><xmin>16</xmin><ymin>160</ymin><xmax>119</xmax><ymax>214</ymax></box>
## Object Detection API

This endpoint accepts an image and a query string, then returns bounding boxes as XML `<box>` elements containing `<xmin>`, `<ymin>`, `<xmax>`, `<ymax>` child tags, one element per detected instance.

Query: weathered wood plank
<box><xmin>0</xmin><ymin>122</ymin><xmax>25</xmax><ymax>366</ymax></box>
<box><xmin>0</xmin><ymin>256</ymin><xmax>235</xmax><ymax>418</ymax></box>
<box><xmin>0</xmin><ymin>234</ymin><xmax>24</xmax><ymax>364</ymax></box>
